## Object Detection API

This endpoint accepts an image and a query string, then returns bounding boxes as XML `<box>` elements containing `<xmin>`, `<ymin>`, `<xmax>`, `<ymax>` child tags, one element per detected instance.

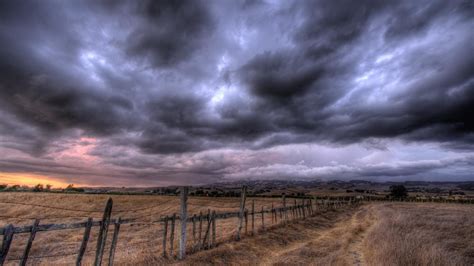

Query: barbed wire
<box><xmin>0</xmin><ymin>214</ymin><xmax>94</xmax><ymax>221</ymax></box>
<box><xmin>6</xmin><ymin>250</ymin><xmax>84</xmax><ymax>261</ymax></box>
<box><xmin>187</xmin><ymin>202</ymin><xmax>241</xmax><ymax>209</ymax></box>
<box><xmin>0</xmin><ymin>200</ymin><xmax>168</xmax><ymax>214</ymax></box>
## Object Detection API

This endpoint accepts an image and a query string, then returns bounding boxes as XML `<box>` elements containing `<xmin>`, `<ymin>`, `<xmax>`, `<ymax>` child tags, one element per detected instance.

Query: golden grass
<box><xmin>1</xmin><ymin>193</ymin><xmax>472</xmax><ymax>265</ymax></box>
<box><xmin>180</xmin><ymin>205</ymin><xmax>362</xmax><ymax>266</ymax></box>
<box><xmin>180</xmin><ymin>203</ymin><xmax>474</xmax><ymax>266</ymax></box>
<box><xmin>363</xmin><ymin>203</ymin><xmax>474</xmax><ymax>266</ymax></box>
<box><xmin>0</xmin><ymin>192</ymin><xmax>295</xmax><ymax>265</ymax></box>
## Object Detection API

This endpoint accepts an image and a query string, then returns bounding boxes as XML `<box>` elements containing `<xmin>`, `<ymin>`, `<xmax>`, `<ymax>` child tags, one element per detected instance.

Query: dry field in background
<box><xmin>1</xmin><ymin>193</ymin><xmax>473</xmax><ymax>265</ymax></box>
<box><xmin>181</xmin><ymin>203</ymin><xmax>474</xmax><ymax>266</ymax></box>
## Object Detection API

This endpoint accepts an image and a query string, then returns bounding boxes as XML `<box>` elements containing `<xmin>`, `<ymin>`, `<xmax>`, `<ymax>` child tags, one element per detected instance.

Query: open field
<box><xmin>0</xmin><ymin>192</ymin><xmax>315</xmax><ymax>265</ymax></box>
<box><xmin>182</xmin><ymin>203</ymin><xmax>474</xmax><ymax>266</ymax></box>
<box><xmin>0</xmin><ymin>193</ymin><xmax>473</xmax><ymax>265</ymax></box>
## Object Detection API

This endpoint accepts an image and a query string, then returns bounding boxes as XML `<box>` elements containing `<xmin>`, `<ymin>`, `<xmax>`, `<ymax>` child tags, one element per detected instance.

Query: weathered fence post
<box><xmin>170</xmin><ymin>214</ymin><xmax>176</xmax><ymax>257</ymax></box>
<box><xmin>20</xmin><ymin>219</ymin><xmax>40</xmax><ymax>266</ymax></box>
<box><xmin>204</xmin><ymin>209</ymin><xmax>211</xmax><ymax>249</ymax></box>
<box><xmin>261</xmin><ymin>206</ymin><xmax>265</xmax><ymax>230</ymax></box>
<box><xmin>162</xmin><ymin>216</ymin><xmax>168</xmax><ymax>258</ymax></box>
<box><xmin>271</xmin><ymin>203</ymin><xmax>274</xmax><ymax>224</ymax></box>
<box><xmin>94</xmin><ymin>198</ymin><xmax>113</xmax><ymax>266</ymax></box>
<box><xmin>282</xmin><ymin>195</ymin><xmax>287</xmax><ymax>222</ymax></box>
<box><xmin>0</xmin><ymin>224</ymin><xmax>14</xmax><ymax>265</ymax></box>
<box><xmin>274</xmin><ymin>208</ymin><xmax>277</xmax><ymax>224</ymax></box>
<box><xmin>77</xmin><ymin>217</ymin><xmax>93</xmax><ymax>266</ymax></box>
<box><xmin>192</xmin><ymin>214</ymin><xmax>197</xmax><ymax>252</ymax></box>
<box><xmin>236</xmin><ymin>186</ymin><xmax>247</xmax><ymax>240</ymax></box>
<box><xmin>244</xmin><ymin>210</ymin><xmax>248</xmax><ymax>235</ymax></box>
<box><xmin>293</xmin><ymin>204</ymin><xmax>296</xmax><ymax>218</ymax></box>
<box><xmin>211</xmin><ymin>211</ymin><xmax>216</xmax><ymax>247</ymax></box>
<box><xmin>108</xmin><ymin>217</ymin><xmax>121</xmax><ymax>266</ymax></box>
<box><xmin>251</xmin><ymin>200</ymin><xmax>255</xmax><ymax>235</ymax></box>
<box><xmin>302</xmin><ymin>199</ymin><xmax>306</xmax><ymax>219</ymax></box>
<box><xmin>179</xmin><ymin>187</ymin><xmax>188</xmax><ymax>260</ymax></box>
<box><xmin>198</xmin><ymin>211</ymin><xmax>203</xmax><ymax>250</ymax></box>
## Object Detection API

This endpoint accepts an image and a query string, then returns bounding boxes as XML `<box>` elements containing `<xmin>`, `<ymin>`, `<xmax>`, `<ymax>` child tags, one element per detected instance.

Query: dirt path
<box><xmin>346</xmin><ymin>210</ymin><xmax>373</xmax><ymax>266</ymax></box>
<box><xmin>260</xmin><ymin>205</ymin><xmax>375</xmax><ymax>266</ymax></box>
<box><xmin>180</xmin><ymin>205</ymin><xmax>376</xmax><ymax>266</ymax></box>
<box><xmin>348</xmin><ymin>233</ymin><xmax>365</xmax><ymax>266</ymax></box>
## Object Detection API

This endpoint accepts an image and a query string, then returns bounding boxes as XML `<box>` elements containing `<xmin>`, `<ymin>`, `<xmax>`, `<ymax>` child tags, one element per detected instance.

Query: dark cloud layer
<box><xmin>0</xmin><ymin>0</ymin><xmax>473</xmax><ymax>184</ymax></box>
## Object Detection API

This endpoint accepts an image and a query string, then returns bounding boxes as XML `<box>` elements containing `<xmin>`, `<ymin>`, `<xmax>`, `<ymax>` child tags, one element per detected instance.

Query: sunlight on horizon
<box><xmin>0</xmin><ymin>172</ymin><xmax>87</xmax><ymax>188</ymax></box>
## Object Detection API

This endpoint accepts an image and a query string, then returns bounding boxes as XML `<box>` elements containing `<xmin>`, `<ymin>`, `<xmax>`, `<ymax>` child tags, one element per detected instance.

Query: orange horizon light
<box><xmin>0</xmin><ymin>172</ymin><xmax>84</xmax><ymax>189</ymax></box>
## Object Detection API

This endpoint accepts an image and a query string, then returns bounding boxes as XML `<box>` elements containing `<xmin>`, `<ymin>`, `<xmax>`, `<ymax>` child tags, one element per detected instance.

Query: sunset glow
<box><xmin>0</xmin><ymin>173</ymin><xmax>75</xmax><ymax>188</ymax></box>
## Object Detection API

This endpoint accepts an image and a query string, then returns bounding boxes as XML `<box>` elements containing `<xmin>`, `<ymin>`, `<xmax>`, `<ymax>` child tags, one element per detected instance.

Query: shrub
<box><xmin>33</xmin><ymin>184</ymin><xmax>44</xmax><ymax>192</ymax></box>
<box><xmin>390</xmin><ymin>185</ymin><xmax>408</xmax><ymax>198</ymax></box>
<box><xmin>7</xmin><ymin>185</ymin><xmax>20</xmax><ymax>191</ymax></box>
<box><xmin>64</xmin><ymin>184</ymin><xmax>84</xmax><ymax>193</ymax></box>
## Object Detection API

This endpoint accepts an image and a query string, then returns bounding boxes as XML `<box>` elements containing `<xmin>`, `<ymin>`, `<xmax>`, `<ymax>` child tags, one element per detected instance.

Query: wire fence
<box><xmin>0</xmin><ymin>190</ymin><xmax>472</xmax><ymax>265</ymax></box>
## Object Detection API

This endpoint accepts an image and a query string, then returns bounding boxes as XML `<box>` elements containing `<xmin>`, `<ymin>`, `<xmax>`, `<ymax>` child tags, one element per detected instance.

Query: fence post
<box><xmin>244</xmin><ymin>210</ymin><xmax>248</xmax><ymax>235</ymax></box>
<box><xmin>211</xmin><ymin>211</ymin><xmax>216</xmax><ymax>247</ymax></box>
<box><xmin>192</xmin><ymin>214</ymin><xmax>197</xmax><ymax>252</ymax></box>
<box><xmin>108</xmin><ymin>217</ymin><xmax>121</xmax><ymax>266</ymax></box>
<box><xmin>162</xmin><ymin>216</ymin><xmax>168</xmax><ymax>258</ymax></box>
<box><xmin>203</xmin><ymin>209</ymin><xmax>211</xmax><ymax>249</ymax></box>
<box><xmin>20</xmin><ymin>218</ymin><xmax>40</xmax><ymax>266</ymax></box>
<box><xmin>179</xmin><ymin>187</ymin><xmax>188</xmax><ymax>260</ymax></box>
<box><xmin>170</xmin><ymin>213</ymin><xmax>176</xmax><ymax>258</ymax></box>
<box><xmin>271</xmin><ymin>203</ymin><xmax>274</xmax><ymax>224</ymax></box>
<box><xmin>293</xmin><ymin>199</ymin><xmax>297</xmax><ymax>219</ymax></box>
<box><xmin>236</xmin><ymin>186</ymin><xmax>247</xmax><ymax>240</ymax></box>
<box><xmin>0</xmin><ymin>224</ymin><xmax>14</xmax><ymax>265</ymax></box>
<box><xmin>198</xmin><ymin>211</ymin><xmax>203</xmax><ymax>250</ymax></box>
<box><xmin>94</xmin><ymin>198</ymin><xmax>113</xmax><ymax>266</ymax></box>
<box><xmin>302</xmin><ymin>199</ymin><xmax>306</xmax><ymax>219</ymax></box>
<box><xmin>77</xmin><ymin>218</ymin><xmax>93</xmax><ymax>266</ymax></box>
<box><xmin>261</xmin><ymin>206</ymin><xmax>265</xmax><ymax>230</ymax></box>
<box><xmin>251</xmin><ymin>200</ymin><xmax>255</xmax><ymax>235</ymax></box>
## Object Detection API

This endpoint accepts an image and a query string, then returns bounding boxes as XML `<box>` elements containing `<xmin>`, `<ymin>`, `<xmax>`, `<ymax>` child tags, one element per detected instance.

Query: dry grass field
<box><xmin>0</xmin><ymin>192</ymin><xmax>298</xmax><ymax>265</ymax></box>
<box><xmin>0</xmin><ymin>193</ymin><xmax>473</xmax><ymax>265</ymax></box>
<box><xmin>181</xmin><ymin>203</ymin><xmax>474</xmax><ymax>266</ymax></box>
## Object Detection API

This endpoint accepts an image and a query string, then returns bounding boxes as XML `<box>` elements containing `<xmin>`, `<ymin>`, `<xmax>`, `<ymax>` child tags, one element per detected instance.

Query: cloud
<box><xmin>224</xmin><ymin>156</ymin><xmax>474</xmax><ymax>182</ymax></box>
<box><xmin>0</xmin><ymin>0</ymin><xmax>473</xmax><ymax>184</ymax></box>
<box><xmin>123</xmin><ymin>0</ymin><xmax>215</xmax><ymax>68</ymax></box>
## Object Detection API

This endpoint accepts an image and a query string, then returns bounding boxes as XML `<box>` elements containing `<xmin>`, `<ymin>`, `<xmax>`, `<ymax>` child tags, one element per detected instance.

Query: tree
<box><xmin>8</xmin><ymin>185</ymin><xmax>20</xmax><ymax>191</ymax></box>
<box><xmin>33</xmin><ymin>184</ymin><xmax>44</xmax><ymax>192</ymax></box>
<box><xmin>0</xmin><ymin>184</ymin><xmax>7</xmax><ymax>191</ymax></box>
<box><xmin>64</xmin><ymin>184</ymin><xmax>84</xmax><ymax>193</ymax></box>
<box><xmin>390</xmin><ymin>185</ymin><xmax>408</xmax><ymax>198</ymax></box>
<box><xmin>46</xmin><ymin>184</ymin><xmax>52</xmax><ymax>191</ymax></box>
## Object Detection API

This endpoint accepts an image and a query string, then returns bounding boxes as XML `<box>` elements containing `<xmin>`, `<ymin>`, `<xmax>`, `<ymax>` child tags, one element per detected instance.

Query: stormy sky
<box><xmin>0</xmin><ymin>0</ymin><xmax>473</xmax><ymax>186</ymax></box>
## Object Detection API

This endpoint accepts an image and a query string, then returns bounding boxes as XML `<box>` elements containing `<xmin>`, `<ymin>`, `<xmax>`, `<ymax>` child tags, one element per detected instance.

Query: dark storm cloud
<box><xmin>239</xmin><ymin>51</ymin><xmax>325</xmax><ymax>99</ymax></box>
<box><xmin>235</xmin><ymin>0</ymin><xmax>474</xmax><ymax>149</ymax></box>
<box><xmin>125</xmin><ymin>0</ymin><xmax>214</xmax><ymax>68</ymax></box>
<box><xmin>0</xmin><ymin>0</ymin><xmax>474</xmax><ymax>184</ymax></box>
<box><xmin>0</xmin><ymin>0</ymin><xmax>141</xmax><ymax>154</ymax></box>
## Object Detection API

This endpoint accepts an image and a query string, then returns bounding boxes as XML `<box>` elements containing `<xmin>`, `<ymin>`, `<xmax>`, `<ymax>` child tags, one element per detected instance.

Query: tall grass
<box><xmin>363</xmin><ymin>203</ymin><xmax>474</xmax><ymax>266</ymax></box>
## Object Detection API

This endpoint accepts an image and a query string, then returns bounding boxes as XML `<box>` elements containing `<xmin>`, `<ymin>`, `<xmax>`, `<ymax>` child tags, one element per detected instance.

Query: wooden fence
<box><xmin>0</xmin><ymin>188</ymin><xmax>472</xmax><ymax>265</ymax></box>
